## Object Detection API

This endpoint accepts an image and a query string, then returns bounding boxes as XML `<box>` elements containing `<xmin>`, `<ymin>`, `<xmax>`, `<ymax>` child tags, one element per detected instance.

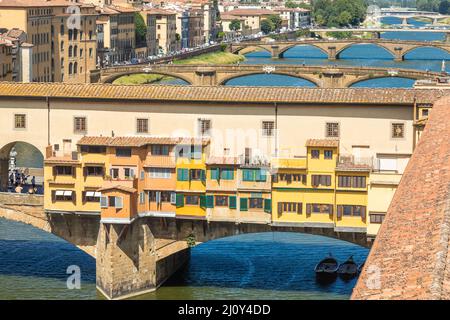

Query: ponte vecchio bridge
<box><xmin>95</xmin><ymin>64</ymin><xmax>442</xmax><ymax>88</ymax></box>
<box><xmin>229</xmin><ymin>39</ymin><xmax>450</xmax><ymax>61</ymax></box>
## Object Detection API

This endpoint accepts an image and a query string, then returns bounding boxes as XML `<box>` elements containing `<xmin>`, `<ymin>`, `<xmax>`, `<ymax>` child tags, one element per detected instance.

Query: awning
<box><xmin>86</xmin><ymin>191</ymin><xmax>95</xmax><ymax>197</ymax></box>
<box><xmin>55</xmin><ymin>190</ymin><xmax>65</xmax><ymax>196</ymax></box>
<box><xmin>63</xmin><ymin>191</ymin><xmax>73</xmax><ymax>196</ymax></box>
<box><xmin>94</xmin><ymin>192</ymin><xmax>102</xmax><ymax>197</ymax></box>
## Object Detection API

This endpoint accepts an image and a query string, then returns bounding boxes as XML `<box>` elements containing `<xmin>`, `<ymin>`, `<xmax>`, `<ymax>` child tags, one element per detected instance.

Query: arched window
<box><xmin>73</xmin><ymin>45</ymin><xmax>78</xmax><ymax>57</ymax></box>
<box><xmin>68</xmin><ymin>45</ymin><xmax>73</xmax><ymax>57</ymax></box>
<box><xmin>73</xmin><ymin>62</ymin><xmax>78</xmax><ymax>74</ymax></box>
<box><xmin>68</xmin><ymin>62</ymin><xmax>73</xmax><ymax>75</ymax></box>
<box><xmin>60</xmin><ymin>24</ymin><xmax>64</xmax><ymax>35</ymax></box>
<box><xmin>68</xmin><ymin>29</ymin><xmax>73</xmax><ymax>41</ymax></box>
<box><xmin>73</xmin><ymin>29</ymin><xmax>78</xmax><ymax>40</ymax></box>
<box><xmin>60</xmin><ymin>41</ymin><xmax>64</xmax><ymax>52</ymax></box>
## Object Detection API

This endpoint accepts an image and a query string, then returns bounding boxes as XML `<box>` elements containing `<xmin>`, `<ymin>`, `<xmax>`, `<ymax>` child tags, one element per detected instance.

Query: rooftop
<box><xmin>77</xmin><ymin>136</ymin><xmax>209</xmax><ymax>147</ymax></box>
<box><xmin>305</xmin><ymin>139</ymin><xmax>339</xmax><ymax>148</ymax></box>
<box><xmin>0</xmin><ymin>83</ymin><xmax>445</xmax><ymax>105</ymax></box>
<box><xmin>226</xmin><ymin>9</ymin><xmax>276</xmax><ymax>15</ymax></box>
<box><xmin>0</xmin><ymin>0</ymin><xmax>77</xmax><ymax>7</ymax></box>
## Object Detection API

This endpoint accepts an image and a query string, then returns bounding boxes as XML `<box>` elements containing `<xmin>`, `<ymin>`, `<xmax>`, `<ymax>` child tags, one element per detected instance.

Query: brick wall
<box><xmin>352</xmin><ymin>96</ymin><xmax>450</xmax><ymax>300</ymax></box>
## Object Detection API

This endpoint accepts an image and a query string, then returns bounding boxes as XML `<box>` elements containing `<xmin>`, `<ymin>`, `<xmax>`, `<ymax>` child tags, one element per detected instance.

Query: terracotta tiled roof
<box><xmin>98</xmin><ymin>185</ymin><xmax>136</xmax><ymax>193</ymax></box>
<box><xmin>206</xmin><ymin>156</ymin><xmax>241</xmax><ymax>165</ymax></box>
<box><xmin>142</xmin><ymin>8</ymin><xmax>177</xmax><ymax>15</ymax></box>
<box><xmin>78</xmin><ymin>136</ymin><xmax>209</xmax><ymax>147</ymax></box>
<box><xmin>144</xmin><ymin>156</ymin><xmax>176</xmax><ymax>168</ymax></box>
<box><xmin>226</xmin><ymin>9</ymin><xmax>275</xmax><ymax>15</ymax></box>
<box><xmin>44</xmin><ymin>157</ymin><xmax>80</xmax><ymax>164</ymax></box>
<box><xmin>305</xmin><ymin>139</ymin><xmax>339</xmax><ymax>148</ymax></box>
<box><xmin>0</xmin><ymin>83</ymin><xmax>445</xmax><ymax>105</ymax></box>
<box><xmin>5</xmin><ymin>28</ymin><xmax>25</xmax><ymax>39</ymax></box>
<box><xmin>352</xmin><ymin>96</ymin><xmax>450</xmax><ymax>300</ymax></box>
<box><xmin>0</xmin><ymin>0</ymin><xmax>75</xmax><ymax>7</ymax></box>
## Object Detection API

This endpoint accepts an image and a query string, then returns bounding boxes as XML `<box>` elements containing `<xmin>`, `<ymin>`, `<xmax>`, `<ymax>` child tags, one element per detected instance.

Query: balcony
<box><xmin>336</xmin><ymin>155</ymin><xmax>373</xmax><ymax>172</ymax></box>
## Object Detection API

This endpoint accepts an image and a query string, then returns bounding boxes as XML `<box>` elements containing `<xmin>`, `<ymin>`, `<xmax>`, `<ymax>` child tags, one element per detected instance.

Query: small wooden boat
<box><xmin>315</xmin><ymin>254</ymin><xmax>339</xmax><ymax>282</ymax></box>
<box><xmin>338</xmin><ymin>256</ymin><xmax>358</xmax><ymax>280</ymax></box>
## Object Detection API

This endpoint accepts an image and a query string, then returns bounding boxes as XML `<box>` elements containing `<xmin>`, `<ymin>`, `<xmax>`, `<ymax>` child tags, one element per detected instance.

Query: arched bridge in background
<box><xmin>95</xmin><ymin>64</ymin><xmax>442</xmax><ymax>88</ymax></box>
<box><xmin>229</xmin><ymin>39</ymin><xmax>450</xmax><ymax>61</ymax></box>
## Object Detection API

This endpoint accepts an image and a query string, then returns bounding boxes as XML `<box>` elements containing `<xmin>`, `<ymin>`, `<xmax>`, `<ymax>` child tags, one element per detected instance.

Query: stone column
<box><xmin>271</xmin><ymin>45</ymin><xmax>281</xmax><ymax>59</ymax></box>
<box><xmin>327</xmin><ymin>46</ymin><xmax>337</xmax><ymax>60</ymax></box>
<box><xmin>445</xmin><ymin>33</ymin><xmax>450</xmax><ymax>43</ymax></box>
<box><xmin>96</xmin><ymin>220</ymin><xmax>157</xmax><ymax>299</ymax></box>
<box><xmin>393</xmin><ymin>47</ymin><xmax>404</xmax><ymax>62</ymax></box>
<box><xmin>96</xmin><ymin>218</ymin><xmax>190</xmax><ymax>300</ymax></box>
<box><xmin>402</xmin><ymin>17</ymin><xmax>408</xmax><ymax>25</ymax></box>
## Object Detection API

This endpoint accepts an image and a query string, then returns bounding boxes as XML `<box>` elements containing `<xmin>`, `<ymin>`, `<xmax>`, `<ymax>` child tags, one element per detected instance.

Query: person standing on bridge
<box><xmin>31</xmin><ymin>176</ymin><xmax>36</xmax><ymax>191</ymax></box>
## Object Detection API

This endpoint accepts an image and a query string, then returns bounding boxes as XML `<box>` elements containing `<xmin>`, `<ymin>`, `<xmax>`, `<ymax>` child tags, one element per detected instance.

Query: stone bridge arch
<box><xmin>0</xmin><ymin>141</ymin><xmax>45</xmax><ymax>192</ymax></box>
<box><xmin>345</xmin><ymin>75</ymin><xmax>420</xmax><ymax>88</ymax></box>
<box><xmin>230</xmin><ymin>45</ymin><xmax>273</xmax><ymax>56</ymax></box>
<box><xmin>401</xmin><ymin>45</ymin><xmax>450</xmax><ymax>60</ymax></box>
<box><xmin>101</xmin><ymin>70</ymin><xmax>194</xmax><ymax>85</ymax></box>
<box><xmin>217</xmin><ymin>71</ymin><xmax>320</xmax><ymax>87</ymax></box>
<box><xmin>277</xmin><ymin>43</ymin><xmax>329</xmax><ymax>58</ymax></box>
<box><xmin>334</xmin><ymin>42</ymin><xmax>397</xmax><ymax>60</ymax></box>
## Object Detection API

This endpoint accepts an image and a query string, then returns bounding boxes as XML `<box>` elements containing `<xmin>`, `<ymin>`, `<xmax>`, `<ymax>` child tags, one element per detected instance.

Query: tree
<box><xmin>267</xmin><ymin>14</ymin><xmax>282</xmax><ymax>31</ymax></box>
<box><xmin>134</xmin><ymin>13</ymin><xmax>147</xmax><ymax>47</ymax></box>
<box><xmin>229</xmin><ymin>19</ymin><xmax>242</xmax><ymax>31</ymax></box>
<box><xmin>439</xmin><ymin>0</ymin><xmax>450</xmax><ymax>14</ymax></box>
<box><xmin>261</xmin><ymin>19</ymin><xmax>274</xmax><ymax>34</ymax></box>
<box><xmin>312</xmin><ymin>0</ymin><xmax>367</xmax><ymax>27</ymax></box>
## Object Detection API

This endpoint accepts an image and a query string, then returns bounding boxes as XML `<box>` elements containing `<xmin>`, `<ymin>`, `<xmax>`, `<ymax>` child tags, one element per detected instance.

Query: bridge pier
<box><xmin>401</xmin><ymin>17</ymin><xmax>408</xmax><ymax>25</ymax></box>
<box><xmin>270</xmin><ymin>45</ymin><xmax>281</xmax><ymax>59</ymax></box>
<box><xmin>394</xmin><ymin>47</ymin><xmax>404</xmax><ymax>62</ymax></box>
<box><xmin>327</xmin><ymin>46</ymin><xmax>337</xmax><ymax>60</ymax></box>
<box><xmin>194</xmin><ymin>68</ymin><xmax>218</xmax><ymax>86</ymax></box>
<box><xmin>0</xmin><ymin>158</ymin><xmax>8</xmax><ymax>191</ymax></box>
<box><xmin>96</xmin><ymin>219</ymin><xmax>190</xmax><ymax>300</ymax></box>
<box><xmin>446</xmin><ymin>33</ymin><xmax>450</xmax><ymax>43</ymax></box>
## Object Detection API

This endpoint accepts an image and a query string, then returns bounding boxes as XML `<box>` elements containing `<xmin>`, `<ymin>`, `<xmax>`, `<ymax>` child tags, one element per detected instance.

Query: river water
<box><xmin>0</xmin><ymin>18</ymin><xmax>446</xmax><ymax>300</ymax></box>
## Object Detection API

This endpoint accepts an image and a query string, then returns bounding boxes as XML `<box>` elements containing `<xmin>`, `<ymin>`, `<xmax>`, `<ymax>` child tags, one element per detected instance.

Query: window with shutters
<box><xmin>185</xmin><ymin>195</ymin><xmax>199</xmax><ymax>205</ymax></box>
<box><xmin>136</xmin><ymin>118</ymin><xmax>149</xmax><ymax>133</ymax></box>
<box><xmin>139</xmin><ymin>192</ymin><xmax>145</xmax><ymax>204</ymax></box>
<box><xmin>215</xmin><ymin>195</ymin><xmax>228</xmax><ymax>207</ymax></box>
<box><xmin>310</xmin><ymin>203</ymin><xmax>333</xmax><ymax>214</ymax></box>
<box><xmin>352</xmin><ymin>176</ymin><xmax>366</xmax><ymax>188</ymax></box>
<box><xmin>14</xmin><ymin>114</ymin><xmax>26</xmax><ymax>129</ymax></box>
<box><xmin>151</xmin><ymin>145</ymin><xmax>169</xmax><ymax>155</ymax></box>
<box><xmin>326</xmin><ymin>122</ymin><xmax>339</xmax><ymax>137</ymax></box>
<box><xmin>54</xmin><ymin>166</ymin><xmax>73</xmax><ymax>176</ymax></box>
<box><xmin>190</xmin><ymin>169</ymin><xmax>203</xmax><ymax>181</ymax></box>
<box><xmin>311</xmin><ymin>174</ymin><xmax>331</xmax><ymax>187</ymax></box>
<box><xmin>391</xmin><ymin>123</ymin><xmax>404</xmax><ymax>139</ymax></box>
<box><xmin>311</xmin><ymin>149</ymin><xmax>320</xmax><ymax>159</ymax></box>
<box><xmin>74</xmin><ymin>116</ymin><xmax>87</xmax><ymax>133</ymax></box>
<box><xmin>338</xmin><ymin>205</ymin><xmax>366</xmax><ymax>217</ymax></box>
<box><xmin>262</xmin><ymin>121</ymin><xmax>275</xmax><ymax>136</ymax></box>
<box><xmin>278</xmin><ymin>202</ymin><xmax>302</xmax><ymax>214</ymax></box>
<box><xmin>324</xmin><ymin>150</ymin><xmax>333</xmax><ymax>159</ymax></box>
<box><xmin>110</xmin><ymin>168</ymin><xmax>119</xmax><ymax>179</ymax></box>
<box><xmin>124</xmin><ymin>167</ymin><xmax>135</xmax><ymax>179</ymax></box>
<box><xmin>249</xmin><ymin>198</ymin><xmax>263</xmax><ymax>209</ymax></box>
<box><xmin>85</xmin><ymin>166</ymin><xmax>103</xmax><ymax>176</ymax></box>
<box><xmin>338</xmin><ymin>175</ymin><xmax>351</xmax><ymax>188</ymax></box>
<box><xmin>370</xmin><ymin>213</ymin><xmax>385</xmax><ymax>224</ymax></box>
<box><xmin>149</xmin><ymin>168</ymin><xmax>171</xmax><ymax>179</ymax></box>
<box><xmin>116</xmin><ymin>148</ymin><xmax>131</xmax><ymax>157</ymax></box>
<box><xmin>198</xmin><ymin>118</ymin><xmax>211</xmax><ymax>136</ymax></box>
<box><xmin>149</xmin><ymin>191</ymin><xmax>171</xmax><ymax>202</ymax></box>
<box><xmin>84</xmin><ymin>191</ymin><xmax>101</xmax><ymax>202</ymax></box>
<box><xmin>108</xmin><ymin>196</ymin><xmax>123</xmax><ymax>209</ymax></box>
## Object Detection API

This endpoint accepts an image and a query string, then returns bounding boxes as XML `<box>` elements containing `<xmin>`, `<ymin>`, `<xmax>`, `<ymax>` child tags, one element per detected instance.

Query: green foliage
<box><xmin>229</xmin><ymin>19</ymin><xmax>242</xmax><ymax>31</ymax></box>
<box><xmin>416</xmin><ymin>0</ymin><xmax>441</xmax><ymax>12</ymax></box>
<box><xmin>268</xmin><ymin>14</ymin><xmax>282</xmax><ymax>30</ymax></box>
<box><xmin>220</xmin><ymin>43</ymin><xmax>227</xmax><ymax>51</ymax></box>
<box><xmin>134</xmin><ymin>13</ymin><xmax>147</xmax><ymax>46</ymax></box>
<box><xmin>286</xmin><ymin>0</ymin><xmax>312</xmax><ymax>9</ymax></box>
<box><xmin>326</xmin><ymin>31</ymin><xmax>353</xmax><ymax>39</ymax></box>
<box><xmin>261</xmin><ymin>19</ymin><xmax>274</xmax><ymax>34</ymax></box>
<box><xmin>175</xmin><ymin>33</ymin><xmax>181</xmax><ymax>41</ymax></box>
<box><xmin>295</xmin><ymin>29</ymin><xmax>312</xmax><ymax>38</ymax></box>
<box><xmin>313</xmin><ymin>0</ymin><xmax>367</xmax><ymax>27</ymax></box>
<box><xmin>439</xmin><ymin>0</ymin><xmax>450</xmax><ymax>14</ymax></box>
<box><xmin>217</xmin><ymin>31</ymin><xmax>225</xmax><ymax>40</ymax></box>
<box><xmin>186</xmin><ymin>234</ymin><xmax>196</xmax><ymax>248</ymax></box>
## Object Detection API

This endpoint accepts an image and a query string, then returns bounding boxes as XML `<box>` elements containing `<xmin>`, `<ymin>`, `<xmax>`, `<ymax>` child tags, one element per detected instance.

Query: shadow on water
<box><xmin>141</xmin><ymin>233</ymin><xmax>369</xmax><ymax>300</ymax></box>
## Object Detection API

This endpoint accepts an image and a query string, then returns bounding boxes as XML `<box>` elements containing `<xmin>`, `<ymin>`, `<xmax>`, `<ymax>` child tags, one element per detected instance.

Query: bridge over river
<box><xmin>95</xmin><ymin>64</ymin><xmax>443</xmax><ymax>88</ymax></box>
<box><xmin>230</xmin><ymin>39</ymin><xmax>450</xmax><ymax>60</ymax></box>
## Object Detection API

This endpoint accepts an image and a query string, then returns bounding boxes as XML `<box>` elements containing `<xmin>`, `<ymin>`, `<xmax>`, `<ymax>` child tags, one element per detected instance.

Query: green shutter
<box><xmin>210</xmin><ymin>168</ymin><xmax>219</xmax><ymax>180</ymax></box>
<box><xmin>177</xmin><ymin>168</ymin><xmax>183</xmax><ymax>181</ymax></box>
<box><xmin>264</xmin><ymin>199</ymin><xmax>272</xmax><ymax>213</ymax></box>
<box><xmin>240</xmin><ymin>198</ymin><xmax>248</xmax><ymax>211</ymax></box>
<box><xmin>229</xmin><ymin>196</ymin><xmax>237</xmax><ymax>209</ymax></box>
<box><xmin>243</xmin><ymin>169</ymin><xmax>254</xmax><ymax>181</ymax></box>
<box><xmin>176</xmin><ymin>194</ymin><xmax>184</xmax><ymax>207</ymax></box>
<box><xmin>201</xmin><ymin>170</ymin><xmax>206</xmax><ymax>183</ymax></box>
<box><xmin>206</xmin><ymin>195</ymin><xmax>214</xmax><ymax>208</ymax></box>
<box><xmin>177</xmin><ymin>168</ymin><xmax>189</xmax><ymax>181</ymax></box>
<box><xmin>255</xmin><ymin>169</ymin><xmax>261</xmax><ymax>181</ymax></box>
<box><xmin>200</xmin><ymin>195</ymin><xmax>206</xmax><ymax>208</ymax></box>
<box><xmin>256</xmin><ymin>169</ymin><xmax>267</xmax><ymax>182</ymax></box>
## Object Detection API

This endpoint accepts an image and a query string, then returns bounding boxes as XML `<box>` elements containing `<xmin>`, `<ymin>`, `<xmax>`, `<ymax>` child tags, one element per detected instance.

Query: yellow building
<box><xmin>272</xmin><ymin>139</ymin><xmax>369</xmax><ymax>231</ymax></box>
<box><xmin>175</xmin><ymin>138</ymin><xmax>209</xmax><ymax>219</ymax></box>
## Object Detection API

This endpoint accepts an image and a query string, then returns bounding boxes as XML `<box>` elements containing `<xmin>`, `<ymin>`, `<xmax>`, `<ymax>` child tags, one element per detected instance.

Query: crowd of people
<box><xmin>9</xmin><ymin>169</ymin><xmax>36</xmax><ymax>194</ymax></box>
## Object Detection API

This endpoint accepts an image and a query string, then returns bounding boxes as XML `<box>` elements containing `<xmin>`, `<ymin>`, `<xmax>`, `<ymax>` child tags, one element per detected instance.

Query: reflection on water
<box><xmin>0</xmin><ymin>218</ymin><xmax>368</xmax><ymax>300</ymax></box>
